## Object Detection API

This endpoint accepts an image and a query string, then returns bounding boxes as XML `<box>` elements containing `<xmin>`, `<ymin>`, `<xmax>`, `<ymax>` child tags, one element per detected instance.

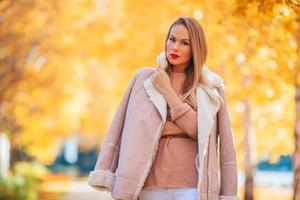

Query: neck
<box><xmin>171</xmin><ymin>64</ymin><xmax>187</xmax><ymax>73</ymax></box>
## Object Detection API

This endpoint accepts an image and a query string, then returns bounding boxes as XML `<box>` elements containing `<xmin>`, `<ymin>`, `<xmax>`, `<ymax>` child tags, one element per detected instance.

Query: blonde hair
<box><xmin>164</xmin><ymin>17</ymin><xmax>208</xmax><ymax>110</ymax></box>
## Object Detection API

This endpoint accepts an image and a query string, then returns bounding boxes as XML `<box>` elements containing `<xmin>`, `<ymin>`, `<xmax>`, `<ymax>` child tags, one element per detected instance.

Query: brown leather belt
<box><xmin>160</xmin><ymin>134</ymin><xmax>194</xmax><ymax>140</ymax></box>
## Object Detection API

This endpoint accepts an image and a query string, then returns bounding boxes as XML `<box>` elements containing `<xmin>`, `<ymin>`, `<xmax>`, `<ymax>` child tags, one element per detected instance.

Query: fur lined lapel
<box><xmin>195</xmin><ymin>83</ymin><xmax>221</xmax><ymax>187</ymax></box>
<box><xmin>143</xmin><ymin>78</ymin><xmax>167</xmax><ymax>124</ymax></box>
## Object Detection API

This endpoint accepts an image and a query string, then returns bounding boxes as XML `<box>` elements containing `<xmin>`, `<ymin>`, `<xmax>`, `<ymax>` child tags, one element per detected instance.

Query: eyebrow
<box><xmin>170</xmin><ymin>34</ymin><xmax>190</xmax><ymax>42</ymax></box>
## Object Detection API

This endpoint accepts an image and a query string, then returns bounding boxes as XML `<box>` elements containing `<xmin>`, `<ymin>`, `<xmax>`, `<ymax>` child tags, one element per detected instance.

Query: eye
<box><xmin>182</xmin><ymin>41</ymin><xmax>190</xmax><ymax>46</ymax></box>
<box><xmin>169</xmin><ymin>37</ymin><xmax>175</xmax><ymax>42</ymax></box>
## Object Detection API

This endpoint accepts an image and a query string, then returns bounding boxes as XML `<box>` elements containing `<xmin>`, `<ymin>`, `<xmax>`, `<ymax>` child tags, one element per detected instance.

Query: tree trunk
<box><xmin>294</xmin><ymin>85</ymin><xmax>300</xmax><ymax>200</ymax></box>
<box><xmin>243</xmin><ymin>98</ymin><xmax>255</xmax><ymax>200</ymax></box>
<box><xmin>293</xmin><ymin>10</ymin><xmax>300</xmax><ymax>200</ymax></box>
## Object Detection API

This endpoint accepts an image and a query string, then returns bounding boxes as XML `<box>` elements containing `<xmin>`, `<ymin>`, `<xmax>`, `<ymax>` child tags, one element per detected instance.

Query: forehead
<box><xmin>169</xmin><ymin>24</ymin><xmax>190</xmax><ymax>40</ymax></box>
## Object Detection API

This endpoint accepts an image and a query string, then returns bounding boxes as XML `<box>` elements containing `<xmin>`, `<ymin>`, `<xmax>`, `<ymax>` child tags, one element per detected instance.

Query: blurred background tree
<box><xmin>231</xmin><ymin>1</ymin><xmax>299</xmax><ymax>199</ymax></box>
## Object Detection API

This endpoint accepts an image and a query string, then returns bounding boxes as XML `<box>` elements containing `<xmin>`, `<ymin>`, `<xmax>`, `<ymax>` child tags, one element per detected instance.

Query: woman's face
<box><xmin>166</xmin><ymin>24</ymin><xmax>192</xmax><ymax>70</ymax></box>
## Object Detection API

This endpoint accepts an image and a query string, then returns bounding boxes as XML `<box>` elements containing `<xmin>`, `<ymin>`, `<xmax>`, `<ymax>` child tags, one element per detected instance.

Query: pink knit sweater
<box><xmin>143</xmin><ymin>71</ymin><xmax>198</xmax><ymax>189</ymax></box>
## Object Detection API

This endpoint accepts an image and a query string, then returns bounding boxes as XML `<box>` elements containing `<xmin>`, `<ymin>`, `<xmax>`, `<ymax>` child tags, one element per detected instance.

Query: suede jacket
<box><xmin>88</xmin><ymin>65</ymin><xmax>239</xmax><ymax>200</ymax></box>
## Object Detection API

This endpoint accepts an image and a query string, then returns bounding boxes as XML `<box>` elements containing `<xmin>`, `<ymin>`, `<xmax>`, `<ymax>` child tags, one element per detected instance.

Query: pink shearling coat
<box><xmin>88</xmin><ymin>66</ymin><xmax>239</xmax><ymax>200</ymax></box>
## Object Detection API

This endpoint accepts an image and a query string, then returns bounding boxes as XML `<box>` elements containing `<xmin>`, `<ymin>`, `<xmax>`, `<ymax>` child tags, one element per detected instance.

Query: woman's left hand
<box><xmin>151</xmin><ymin>67</ymin><xmax>173</xmax><ymax>95</ymax></box>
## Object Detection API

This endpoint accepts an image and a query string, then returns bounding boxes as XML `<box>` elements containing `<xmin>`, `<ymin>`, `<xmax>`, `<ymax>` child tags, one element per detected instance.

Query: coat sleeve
<box><xmin>88</xmin><ymin>71</ymin><xmax>139</xmax><ymax>192</ymax></box>
<box><xmin>217</xmin><ymin>86</ymin><xmax>239</xmax><ymax>200</ymax></box>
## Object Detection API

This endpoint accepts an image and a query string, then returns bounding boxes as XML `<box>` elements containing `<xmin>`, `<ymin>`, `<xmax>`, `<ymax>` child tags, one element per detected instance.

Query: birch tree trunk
<box><xmin>293</xmin><ymin>10</ymin><xmax>300</xmax><ymax>200</ymax></box>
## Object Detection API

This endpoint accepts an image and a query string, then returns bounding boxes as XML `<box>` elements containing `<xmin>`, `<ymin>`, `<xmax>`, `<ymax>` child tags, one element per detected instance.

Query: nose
<box><xmin>172</xmin><ymin>41</ymin><xmax>180</xmax><ymax>51</ymax></box>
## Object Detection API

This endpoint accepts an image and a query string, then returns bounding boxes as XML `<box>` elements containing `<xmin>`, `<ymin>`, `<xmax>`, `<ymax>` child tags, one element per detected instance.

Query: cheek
<box><xmin>182</xmin><ymin>48</ymin><xmax>192</xmax><ymax>60</ymax></box>
<box><xmin>166</xmin><ymin>42</ymin><xmax>173</xmax><ymax>50</ymax></box>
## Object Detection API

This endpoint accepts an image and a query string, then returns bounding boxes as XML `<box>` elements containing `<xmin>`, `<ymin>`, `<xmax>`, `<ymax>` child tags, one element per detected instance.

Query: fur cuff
<box><xmin>219</xmin><ymin>195</ymin><xmax>239</xmax><ymax>200</ymax></box>
<box><xmin>88</xmin><ymin>170</ymin><xmax>115</xmax><ymax>192</ymax></box>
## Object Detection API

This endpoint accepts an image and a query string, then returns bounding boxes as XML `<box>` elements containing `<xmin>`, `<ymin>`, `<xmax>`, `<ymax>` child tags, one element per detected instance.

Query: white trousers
<box><xmin>138</xmin><ymin>187</ymin><xmax>198</xmax><ymax>200</ymax></box>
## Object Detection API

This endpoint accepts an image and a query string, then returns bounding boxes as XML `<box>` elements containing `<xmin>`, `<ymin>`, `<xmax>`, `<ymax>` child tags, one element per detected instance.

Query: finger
<box><xmin>157</xmin><ymin>69</ymin><xmax>163</xmax><ymax>76</ymax></box>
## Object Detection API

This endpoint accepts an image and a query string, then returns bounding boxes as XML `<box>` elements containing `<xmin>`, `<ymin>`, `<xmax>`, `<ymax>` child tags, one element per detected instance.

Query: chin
<box><xmin>167</xmin><ymin>57</ymin><xmax>180</xmax><ymax>66</ymax></box>
<box><xmin>171</xmin><ymin>61</ymin><xmax>184</xmax><ymax>66</ymax></box>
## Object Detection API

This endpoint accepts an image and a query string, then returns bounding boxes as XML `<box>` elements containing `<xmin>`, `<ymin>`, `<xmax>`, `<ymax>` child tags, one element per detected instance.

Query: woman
<box><xmin>88</xmin><ymin>17</ymin><xmax>239</xmax><ymax>200</ymax></box>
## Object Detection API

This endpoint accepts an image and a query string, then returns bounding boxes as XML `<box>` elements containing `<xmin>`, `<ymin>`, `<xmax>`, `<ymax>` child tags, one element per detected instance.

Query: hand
<box><xmin>151</xmin><ymin>67</ymin><xmax>172</xmax><ymax>95</ymax></box>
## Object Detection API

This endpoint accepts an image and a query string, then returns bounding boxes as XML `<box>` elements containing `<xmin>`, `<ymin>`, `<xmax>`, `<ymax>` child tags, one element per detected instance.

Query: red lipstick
<box><xmin>170</xmin><ymin>54</ymin><xmax>179</xmax><ymax>59</ymax></box>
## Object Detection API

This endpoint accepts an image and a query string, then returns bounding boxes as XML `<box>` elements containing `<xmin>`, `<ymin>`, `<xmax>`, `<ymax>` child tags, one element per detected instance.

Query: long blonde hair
<box><xmin>164</xmin><ymin>17</ymin><xmax>208</xmax><ymax>110</ymax></box>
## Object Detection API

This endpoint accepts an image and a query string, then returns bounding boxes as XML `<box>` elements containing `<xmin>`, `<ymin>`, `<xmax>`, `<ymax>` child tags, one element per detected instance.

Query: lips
<box><xmin>170</xmin><ymin>54</ymin><xmax>179</xmax><ymax>59</ymax></box>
